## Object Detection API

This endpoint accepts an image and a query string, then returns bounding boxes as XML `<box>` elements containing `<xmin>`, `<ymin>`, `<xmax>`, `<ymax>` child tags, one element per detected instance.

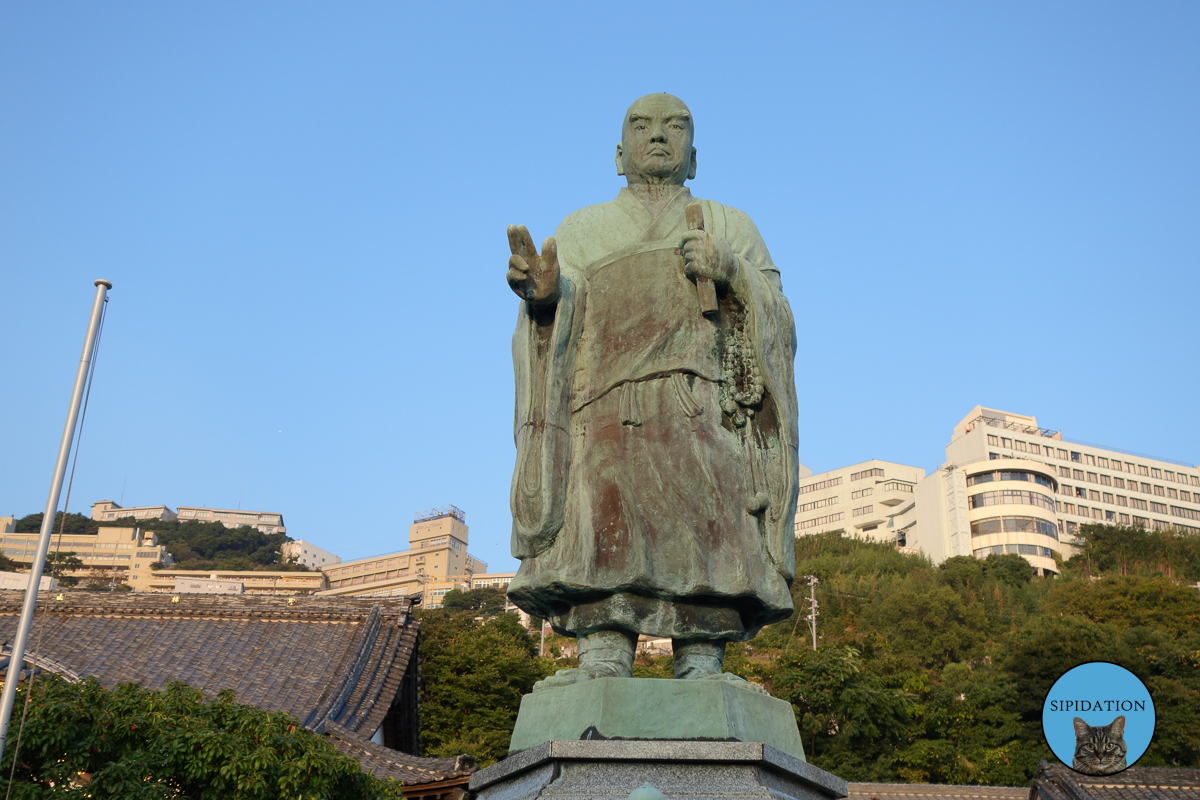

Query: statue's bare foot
<box><xmin>533</xmin><ymin>664</ymin><xmax>626</xmax><ymax>692</ymax></box>
<box><xmin>694</xmin><ymin>671</ymin><xmax>770</xmax><ymax>695</ymax></box>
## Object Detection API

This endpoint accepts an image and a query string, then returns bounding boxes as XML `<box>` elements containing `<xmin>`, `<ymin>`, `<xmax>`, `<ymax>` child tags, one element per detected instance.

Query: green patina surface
<box><xmin>508</xmin><ymin>678</ymin><xmax>805</xmax><ymax>761</ymax></box>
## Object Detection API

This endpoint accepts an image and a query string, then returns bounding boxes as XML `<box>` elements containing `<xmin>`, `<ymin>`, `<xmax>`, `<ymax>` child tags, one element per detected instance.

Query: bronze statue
<box><xmin>505</xmin><ymin>94</ymin><xmax>799</xmax><ymax>689</ymax></box>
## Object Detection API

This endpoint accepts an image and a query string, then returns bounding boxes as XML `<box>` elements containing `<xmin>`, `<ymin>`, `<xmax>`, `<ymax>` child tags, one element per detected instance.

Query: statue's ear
<box><xmin>687</xmin><ymin>147</ymin><xmax>697</xmax><ymax>180</ymax></box>
<box><xmin>615</xmin><ymin>143</ymin><xmax>625</xmax><ymax>176</ymax></box>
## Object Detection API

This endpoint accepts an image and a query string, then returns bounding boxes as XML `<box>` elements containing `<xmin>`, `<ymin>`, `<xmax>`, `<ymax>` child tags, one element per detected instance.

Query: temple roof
<box><xmin>1032</xmin><ymin>761</ymin><xmax>1200</xmax><ymax>800</ymax></box>
<box><xmin>0</xmin><ymin>590</ymin><xmax>471</xmax><ymax>786</ymax></box>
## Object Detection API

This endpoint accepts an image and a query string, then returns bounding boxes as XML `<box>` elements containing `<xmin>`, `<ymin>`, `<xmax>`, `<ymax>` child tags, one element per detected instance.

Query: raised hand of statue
<box><xmin>507</xmin><ymin>225</ymin><xmax>560</xmax><ymax>305</ymax></box>
<box><xmin>680</xmin><ymin>230</ymin><xmax>737</xmax><ymax>285</ymax></box>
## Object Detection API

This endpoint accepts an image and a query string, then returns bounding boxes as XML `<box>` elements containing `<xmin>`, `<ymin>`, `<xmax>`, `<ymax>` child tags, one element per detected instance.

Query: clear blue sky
<box><xmin>3</xmin><ymin>2</ymin><xmax>1197</xmax><ymax>573</ymax></box>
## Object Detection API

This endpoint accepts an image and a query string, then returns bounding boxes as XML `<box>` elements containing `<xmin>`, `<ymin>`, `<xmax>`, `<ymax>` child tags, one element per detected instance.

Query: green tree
<box><xmin>441</xmin><ymin>587</ymin><xmax>507</xmax><ymax>616</ymax></box>
<box><xmin>45</xmin><ymin>551</ymin><xmax>85</xmax><ymax>587</ymax></box>
<box><xmin>14</xmin><ymin>512</ymin><xmax>96</xmax><ymax>537</ymax></box>
<box><xmin>415</xmin><ymin>609</ymin><xmax>550</xmax><ymax>766</ymax></box>
<box><xmin>0</xmin><ymin>676</ymin><xmax>403</xmax><ymax>799</ymax></box>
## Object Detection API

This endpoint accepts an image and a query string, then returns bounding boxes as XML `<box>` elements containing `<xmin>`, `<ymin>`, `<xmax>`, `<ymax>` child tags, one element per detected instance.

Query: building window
<box><xmin>1086</xmin><ymin>472</ymin><xmax>1098</xmax><ymax>483</ymax></box>
<box><xmin>1183</xmin><ymin>491</ymin><xmax>1193</xmax><ymax>503</ymax></box>
<box><xmin>1064</xmin><ymin>503</ymin><xmax>1076</xmax><ymax>514</ymax></box>
<box><xmin>970</xmin><ymin>516</ymin><xmax>1058</xmax><ymax>540</ymax></box>
<box><xmin>1119</xmin><ymin>514</ymin><xmax>1130</xmax><ymax>524</ymax></box>
<box><xmin>1071</xmin><ymin>452</ymin><xmax>1082</xmax><ymax>462</ymax></box>
<box><xmin>1150</xmin><ymin>502</ymin><xmax>1168</xmax><ymax>514</ymax></box>
<box><xmin>1015</xmin><ymin>440</ymin><xmax>1028</xmax><ymax>452</ymax></box>
<box><xmin>1088</xmin><ymin>490</ymin><xmax>1100</xmax><ymax>501</ymax></box>
<box><xmin>850</xmin><ymin>468</ymin><xmax>885</xmax><ymax>482</ymax></box>
<box><xmin>1029</xmin><ymin>444</ymin><xmax>1042</xmax><ymax>455</ymax></box>
<box><xmin>1115</xmin><ymin>477</ymin><xmax>1125</xmax><ymax>489</ymax></box>
<box><xmin>1151</xmin><ymin>468</ymin><xmax>1162</xmax><ymax>479</ymax></box>
<box><xmin>851</xmin><ymin>488</ymin><xmax>873</xmax><ymax>500</ymax></box>
<box><xmin>968</xmin><ymin>490</ymin><xmax>1056</xmax><ymax>512</ymax></box>
<box><xmin>1141</xmin><ymin>482</ymin><xmax>1152</xmax><ymax>494</ymax></box>
<box><xmin>1099</xmin><ymin>475</ymin><xmax>1112</xmax><ymax>486</ymax></box>
<box><xmin>1132</xmin><ymin>498</ymin><xmax>1149</xmax><ymax>511</ymax></box>
<box><xmin>1103</xmin><ymin>493</ymin><xmax>1114</xmax><ymax>504</ymax></box>
<box><xmin>967</xmin><ymin>470</ymin><xmax>1054</xmax><ymax>489</ymax></box>
<box><xmin>1097</xmin><ymin>457</ymin><xmax>1109</xmax><ymax>468</ymax></box>
<box><xmin>1154</xmin><ymin>485</ymin><xmax>1165</xmax><ymax>497</ymax></box>
<box><xmin>798</xmin><ymin>496</ymin><xmax>838</xmax><ymax>513</ymax></box>
<box><xmin>1111</xmin><ymin>461</ymin><xmax>1122</xmax><ymax>472</ymax></box>
<box><xmin>799</xmin><ymin>476</ymin><xmax>843</xmax><ymax>495</ymax></box>
<box><xmin>1139</xmin><ymin>465</ymin><xmax>1150</xmax><ymax>476</ymax></box>
<box><xmin>1075</xmin><ymin>487</ymin><xmax>1086</xmax><ymax>499</ymax></box>
<box><xmin>1059</xmin><ymin>466</ymin><xmax>1070</xmax><ymax>477</ymax></box>
<box><xmin>987</xmin><ymin>435</ymin><xmax>999</xmax><ymax>446</ymax></box>
<box><xmin>1171</xmin><ymin>506</ymin><xmax>1200</xmax><ymax>522</ymax></box>
<box><xmin>1001</xmin><ymin>438</ymin><xmax>1012</xmax><ymax>449</ymax></box>
<box><xmin>796</xmin><ymin>512</ymin><xmax>845</xmax><ymax>531</ymax></box>
<box><xmin>852</xmin><ymin>505</ymin><xmax>874</xmax><ymax>517</ymax></box>
<box><xmin>1168</xmin><ymin>488</ymin><xmax>1178</xmax><ymax>500</ymax></box>
<box><xmin>1057</xmin><ymin>449</ymin><xmax>1069</xmax><ymax>460</ymax></box>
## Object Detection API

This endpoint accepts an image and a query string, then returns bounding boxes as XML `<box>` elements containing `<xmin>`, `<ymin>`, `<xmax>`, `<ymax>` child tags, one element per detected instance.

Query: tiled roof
<box><xmin>326</xmin><ymin>721</ymin><xmax>476</xmax><ymax>784</ymax></box>
<box><xmin>846</xmin><ymin>783</ymin><xmax>1029</xmax><ymax>800</ymax></box>
<box><xmin>0</xmin><ymin>590</ymin><xmax>471</xmax><ymax>786</ymax></box>
<box><xmin>1033</xmin><ymin>761</ymin><xmax>1200</xmax><ymax>800</ymax></box>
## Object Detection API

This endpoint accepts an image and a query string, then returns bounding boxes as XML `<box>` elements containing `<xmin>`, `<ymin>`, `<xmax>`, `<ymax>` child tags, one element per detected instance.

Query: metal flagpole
<box><xmin>0</xmin><ymin>279</ymin><xmax>111</xmax><ymax>765</ymax></box>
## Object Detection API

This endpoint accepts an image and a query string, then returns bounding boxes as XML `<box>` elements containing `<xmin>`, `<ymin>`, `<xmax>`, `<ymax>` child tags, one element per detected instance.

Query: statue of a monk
<box><xmin>504</xmin><ymin>94</ymin><xmax>799</xmax><ymax>689</ymax></box>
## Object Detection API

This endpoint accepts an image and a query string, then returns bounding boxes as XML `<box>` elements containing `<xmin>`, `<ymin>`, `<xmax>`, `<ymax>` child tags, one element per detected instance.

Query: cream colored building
<box><xmin>795</xmin><ymin>406</ymin><xmax>1200</xmax><ymax>577</ymax></box>
<box><xmin>142</xmin><ymin>569</ymin><xmax>326</xmax><ymax>595</ymax></box>
<box><xmin>792</xmin><ymin>459</ymin><xmax>926</xmax><ymax>539</ymax></box>
<box><xmin>282</xmin><ymin>539</ymin><xmax>341</xmax><ymax>569</ymax></box>
<box><xmin>1</xmin><ymin>517</ymin><xmax>14</xmax><ymax>534</ymax></box>
<box><xmin>175</xmin><ymin>506</ymin><xmax>285</xmax><ymax>534</ymax></box>
<box><xmin>0</xmin><ymin>526</ymin><xmax>169</xmax><ymax>587</ymax></box>
<box><xmin>317</xmin><ymin>505</ymin><xmax>488</xmax><ymax>608</ymax></box>
<box><xmin>91</xmin><ymin>501</ymin><xmax>177</xmax><ymax>522</ymax></box>
<box><xmin>90</xmin><ymin>501</ymin><xmax>285</xmax><ymax>534</ymax></box>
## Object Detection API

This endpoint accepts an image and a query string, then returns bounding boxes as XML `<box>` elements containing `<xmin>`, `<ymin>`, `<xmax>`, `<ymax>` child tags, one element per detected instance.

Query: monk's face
<box><xmin>617</xmin><ymin>94</ymin><xmax>696</xmax><ymax>185</ymax></box>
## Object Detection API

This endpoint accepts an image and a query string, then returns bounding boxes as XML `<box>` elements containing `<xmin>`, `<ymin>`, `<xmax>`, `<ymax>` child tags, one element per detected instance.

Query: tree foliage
<box><xmin>0</xmin><ymin>676</ymin><xmax>403</xmax><ymax>799</ymax></box>
<box><xmin>415</xmin><ymin>526</ymin><xmax>1199</xmax><ymax>784</ymax></box>
<box><xmin>440</xmin><ymin>586</ymin><xmax>507</xmax><ymax>616</ymax></box>
<box><xmin>415</xmin><ymin>607</ymin><xmax>551</xmax><ymax>767</ymax></box>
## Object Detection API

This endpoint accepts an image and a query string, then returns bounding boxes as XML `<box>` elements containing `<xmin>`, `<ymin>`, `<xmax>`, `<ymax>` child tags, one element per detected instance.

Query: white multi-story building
<box><xmin>175</xmin><ymin>506</ymin><xmax>285</xmax><ymax>534</ymax></box>
<box><xmin>792</xmin><ymin>459</ymin><xmax>926</xmax><ymax>540</ymax></box>
<box><xmin>90</xmin><ymin>501</ymin><xmax>285</xmax><ymax>534</ymax></box>
<box><xmin>281</xmin><ymin>539</ymin><xmax>341</xmax><ymax>569</ymax></box>
<box><xmin>90</xmin><ymin>501</ymin><xmax>177</xmax><ymax>522</ymax></box>
<box><xmin>794</xmin><ymin>406</ymin><xmax>1200</xmax><ymax>576</ymax></box>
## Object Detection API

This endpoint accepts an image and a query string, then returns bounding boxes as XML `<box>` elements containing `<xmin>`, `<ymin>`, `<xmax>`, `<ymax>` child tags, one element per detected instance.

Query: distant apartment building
<box><xmin>0</xmin><ymin>526</ymin><xmax>170</xmax><ymax>587</ymax></box>
<box><xmin>175</xmin><ymin>506</ymin><xmax>285</xmax><ymax>534</ymax></box>
<box><xmin>317</xmin><ymin>505</ymin><xmax>488</xmax><ymax>608</ymax></box>
<box><xmin>90</xmin><ymin>501</ymin><xmax>177</xmax><ymax>522</ymax></box>
<box><xmin>791</xmin><ymin>460</ymin><xmax>926</xmax><ymax>539</ymax></box>
<box><xmin>794</xmin><ymin>406</ymin><xmax>1200</xmax><ymax>576</ymax></box>
<box><xmin>281</xmin><ymin>539</ymin><xmax>341</xmax><ymax>569</ymax></box>
<box><xmin>90</xmin><ymin>501</ymin><xmax>285</xmax><ymax>534</ymax></box>
<box><xmin>141</xmin><ymin>569</ymin><xmax>326</xmax><ymax>595</ymax></box>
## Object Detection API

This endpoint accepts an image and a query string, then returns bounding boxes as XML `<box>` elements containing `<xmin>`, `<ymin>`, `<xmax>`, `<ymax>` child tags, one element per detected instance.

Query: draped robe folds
<box><xmin>507</xmin><ymin>186</ymin><xmax>799</xmax><ymax>642</ymax></box>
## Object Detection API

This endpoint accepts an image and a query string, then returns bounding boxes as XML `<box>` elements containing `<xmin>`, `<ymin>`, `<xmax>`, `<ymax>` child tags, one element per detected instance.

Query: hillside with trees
<box><xmin>11</xmin><ymin>511</ymin><xmax>307</xmax><ymax>572</ymax></box>
<box><xmin>415</xmin><ymin>524</ymin><xmax>1200</xmax><ymax>779</ymax></box>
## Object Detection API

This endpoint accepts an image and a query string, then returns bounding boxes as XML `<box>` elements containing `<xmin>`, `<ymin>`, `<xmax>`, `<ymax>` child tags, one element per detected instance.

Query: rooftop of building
<box><xmin>1031</xmin><ymin>760</ymin><xmax>1200</xmax><ymax>800</ymax></box>
<box><xmin>0</xmin><ymin>590</ymin><xmax>469</xmax><ymax>784</ymax></box>
<box><xmin>846</xmin><ymin>782</ymin><xmax>1027</xmax><ymax>800</ymax></box>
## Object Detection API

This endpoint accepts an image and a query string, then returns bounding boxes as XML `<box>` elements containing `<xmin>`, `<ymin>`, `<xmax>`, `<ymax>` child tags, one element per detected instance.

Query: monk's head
<box><xmin>615</xmin><ymin>93</ymin><xmax>696</xmax><ymax>186</ymax></box>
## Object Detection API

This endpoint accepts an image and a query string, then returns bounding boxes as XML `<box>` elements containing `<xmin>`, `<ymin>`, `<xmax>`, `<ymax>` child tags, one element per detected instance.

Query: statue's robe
<box><xmin>506</xmin><ymin>186</ymin><xmax>799</xmax><ymax>642</ymax></box>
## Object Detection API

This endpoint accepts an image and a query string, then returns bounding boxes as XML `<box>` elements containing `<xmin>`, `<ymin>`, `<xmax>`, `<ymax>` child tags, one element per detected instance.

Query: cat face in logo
<box><xmin>1072</xmin><ymin>715</ymin><xmax>1127</xmax><ymax>775</ymax></box>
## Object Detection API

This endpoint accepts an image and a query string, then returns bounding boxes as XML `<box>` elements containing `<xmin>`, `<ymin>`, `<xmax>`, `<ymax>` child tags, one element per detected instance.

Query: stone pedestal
<box><xmin>508</xmin><ymin>678</ymin><xmax>805</xmax><ymax>762</ymax></box>
<box><xmin>469</xmin><ymin>740</ymin><xmax>847</xmax><ymax>800</ymax></box>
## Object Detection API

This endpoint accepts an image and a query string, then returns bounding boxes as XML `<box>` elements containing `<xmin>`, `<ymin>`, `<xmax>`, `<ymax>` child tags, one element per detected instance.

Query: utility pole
<box><xmin>0</xmin><ymin>280</ymin><xmax>110</xmax><ymax>766</ymax></box>
<box><xmin>805</xmin><ymin>575</ymin><xmax>819</xmax><ymax>650</ymax></box>
<box><xmin>539</xmin><ymin>619</ymin><xmax>547</xmax><ymax>657</ymax></box>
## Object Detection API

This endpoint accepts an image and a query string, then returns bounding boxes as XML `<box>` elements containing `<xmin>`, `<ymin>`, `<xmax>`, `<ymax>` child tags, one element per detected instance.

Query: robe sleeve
<box><xmin>509</xmin><ymin>263</ymin><xmax>587</xmax><ymax>560</ymax></box>
<box><xmin>707</xmin><ymin>202</ymin><xmax>800</xmax><ymax>583</ymax></box>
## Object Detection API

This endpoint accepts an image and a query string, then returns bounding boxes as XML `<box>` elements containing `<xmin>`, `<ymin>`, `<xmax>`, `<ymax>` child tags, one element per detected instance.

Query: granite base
<box><xmin>469</xmin><ymin>740</ymin><xmax>847</xmax><ymax>800</ymax></box>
